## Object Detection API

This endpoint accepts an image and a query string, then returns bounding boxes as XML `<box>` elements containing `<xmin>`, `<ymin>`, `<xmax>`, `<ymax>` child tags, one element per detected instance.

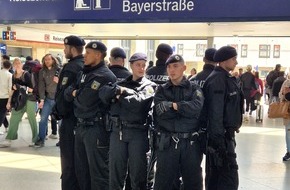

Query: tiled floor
<box><xmin>0</xmin><ymin>105</ymin><xmax>289</xmax><ymax>190</ymax></box>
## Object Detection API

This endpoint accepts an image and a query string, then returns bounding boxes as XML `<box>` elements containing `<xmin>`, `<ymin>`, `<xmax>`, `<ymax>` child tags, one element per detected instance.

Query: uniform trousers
<box><xmin>59</xmin><ymin>115</ymin><xmax>80</xmax><ymax>190</ymax></box>
<box><xmin>109</xmin><ymin>128</ymin><xmax>149</xmax><ymax>190</ymax></box>
<box><xmin>6</xmin><ymin>100</ymin><xmax>38</xmax><ymax>143</ymax></box>
<box><xmin>206</xmin><ymin>134</ymin><xmax>239</xmax><ymax>190</ymax></box>
<box><xmin>74</xmin><ymin>123</ymin><xmax>110</xmax><ymax>190</ymax></box>
<box><xmin>154</xmin><ymin>137</ymin><xmax>203</xmax><ymax>190</ymax></box>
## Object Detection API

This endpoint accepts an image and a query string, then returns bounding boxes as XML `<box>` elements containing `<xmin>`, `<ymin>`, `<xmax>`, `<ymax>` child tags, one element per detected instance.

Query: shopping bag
<box><xmin>268</xmin><ymin>101</ymin><xmax>290</xmax><ymax>119</ymax></box>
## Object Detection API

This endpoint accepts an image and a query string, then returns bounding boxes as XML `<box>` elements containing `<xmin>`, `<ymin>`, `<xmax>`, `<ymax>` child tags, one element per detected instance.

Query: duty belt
<box><xmin>110</xmin><ymin>117</ymin><xmax>145</xmax><ymax>128</ymax></box>
<box><xmin>77</xmin><ymin>117</ymin><xmax>102</xmax><ymax>126</ymax></box>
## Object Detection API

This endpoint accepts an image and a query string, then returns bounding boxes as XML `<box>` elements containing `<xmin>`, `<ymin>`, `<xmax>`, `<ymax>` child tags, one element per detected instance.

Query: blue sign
<box><xmin>0</xmin><ymin>44</ymin><xmax>7</xmax><ymax>55</ymax></box>
<box><xmin>1</xmin><ymin>0</ymin><xmax>290</xmax><ymax>23</ymax></box>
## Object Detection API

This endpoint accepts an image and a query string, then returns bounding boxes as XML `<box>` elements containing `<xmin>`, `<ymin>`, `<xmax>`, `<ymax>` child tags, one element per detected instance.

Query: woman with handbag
<box><xmin>279</xmin><ymin>77</ymin><xmax>290</xmax><ymax>161</ymax></box>
<box><xmin>0</xmin><ymin>58</ymin><xmax>38</xmax><ymax>148</ymax></box>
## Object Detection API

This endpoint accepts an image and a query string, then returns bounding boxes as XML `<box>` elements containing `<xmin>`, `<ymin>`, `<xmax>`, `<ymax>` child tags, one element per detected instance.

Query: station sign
<box><xmin>1</xmin><ymin>0</ymin><xmax>290</xmax><ymax>23</ymax></box>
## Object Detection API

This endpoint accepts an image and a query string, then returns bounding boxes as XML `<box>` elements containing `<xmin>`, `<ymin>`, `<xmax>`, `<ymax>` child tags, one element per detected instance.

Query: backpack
<box><xmin>23</xmin><ymin>60</ymin><xmax>42</xmax><ymax>101</ymax></box>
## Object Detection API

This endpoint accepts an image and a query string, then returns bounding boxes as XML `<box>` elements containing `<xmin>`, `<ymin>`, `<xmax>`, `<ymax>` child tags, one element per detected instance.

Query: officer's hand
<box><xmin>155</xmin><ymin>101</ymin><xmax>173</xmax><ymax>116</ymax></box>
<box><xmin>121</xmin><ymin>87</ymin><xmax>136</xmax><ymax>96</ymax></box>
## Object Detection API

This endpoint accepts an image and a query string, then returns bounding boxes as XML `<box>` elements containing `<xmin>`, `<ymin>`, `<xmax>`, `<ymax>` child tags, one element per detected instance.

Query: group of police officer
<box><xmin>53</xmin><ymin>35</ymin><xmax>243</xmax><ymax>190</ymax></box>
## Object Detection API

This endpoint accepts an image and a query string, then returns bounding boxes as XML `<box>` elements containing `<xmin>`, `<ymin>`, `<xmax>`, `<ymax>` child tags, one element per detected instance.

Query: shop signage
<box><xmin>2</xmin><ymin>31</ymin><xmax>16</xmax><ymax>40</ymax></box>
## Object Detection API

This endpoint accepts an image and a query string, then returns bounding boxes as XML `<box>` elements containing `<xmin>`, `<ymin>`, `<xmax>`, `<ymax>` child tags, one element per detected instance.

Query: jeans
<box><xmin>286</xmin><ymin>122</ymin><xmax>290</xmax><ymax>152</ymax></box>
<box><xmin>38</xmin><ymin>98</ymin><xmax>55</xmax><ymax>141</ymax></box>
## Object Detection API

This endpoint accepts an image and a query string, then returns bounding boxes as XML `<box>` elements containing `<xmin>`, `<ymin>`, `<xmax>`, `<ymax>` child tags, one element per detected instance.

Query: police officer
<box><xmin>100</xmin><ymin>53</ymin><xmax>156</xmax><ymax>190</ymax></box>
<box><xmin>53</xmin><ymin>35</ymin><xmax>85</xmax><ymax>190</ymax></box>
<box><xmin>191</xmin><ymin>48</ymin><xmax>217</xmax><ymax>87</ymax></box>
<box><xmin>153</xmin><ymin>54</ymin><xmax>204</xmax><ymax>190</ymax></box>
<box><xmin>203</xmin><ymin>46</ymin><xmax>243</xmax><ymax>190</ymax></box>
<box><xmin>146</xmin><ymin>43</ymin><xmax>173</xmax><ymax>189</ymax></box>
<box><xmin>109</xmin><ymin>47</ymin><xmax>131</xmax><ymax>81</ymax></box>
<box><xmin>146</xmin><ymin>43</ymin><xmax>173</xmax><ymax>84</ymax></box>
<box><xmin>65</xmin><ymin>41</ymin><xmax>116</xmax><ymax>190</ymax></box>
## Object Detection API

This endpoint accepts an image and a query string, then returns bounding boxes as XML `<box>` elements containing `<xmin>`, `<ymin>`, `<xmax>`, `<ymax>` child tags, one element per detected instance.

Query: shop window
<box><xmin>177</xmin><ymin>44</ymin><xmax>184</xmax><ymax>56</ymax></box>
<box><xmin>241</xmin><ymin>44</ymin><xmax>248</xmax><ymax>58</ymax></box>
<box><xmin>273</xmin><ymin>45</ymin><xmax>280</xmax><ymax>58</ymax></box>
<box><xmin>121</xmin><ymin>40</ymin><xmax>131</xmax><ymax>59</ymax></box>
<box><xmin>259</xmin><ymin>44</ymin><xmax>271</xmax><ymax>58</ymax></box>
<box><xmin>196</xmin><ymin>44</ymin><xmax>206</xmax><ymax>57</ymax></box>
<box><xmin>147</xmin><ymin>40</ymin><xmax>155</xmax><ymax>62</ymax></box>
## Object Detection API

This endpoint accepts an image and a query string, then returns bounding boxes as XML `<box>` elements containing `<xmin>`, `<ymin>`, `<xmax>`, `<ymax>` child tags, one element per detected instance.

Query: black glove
<box><xmin>155</xmin><ymin>101</ymin><xmax>173</xmax><ymax>116</ymax></box>
<box><xmin>122</xmin><ymin>87</ymin><xmax>136</xmax><ymax>96</ymax></box>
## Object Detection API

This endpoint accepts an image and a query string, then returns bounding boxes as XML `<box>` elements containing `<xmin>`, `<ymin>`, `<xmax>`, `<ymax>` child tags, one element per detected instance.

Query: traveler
<box><xmin>0</xmin><ymin>60</ymin><xmax>12</xmax><ymax>134</ymax></box>
<box><xmin>279</xmin><ymin>77</ymin><xmax>290</xmax><ymax>161</ymax></box>
<box><xmin>266</xmin><ymin>64</ymin><xmax>282</xmax><ymax>101</ymax></box>
<box><xmin>0</xmin><ymin>58</ymin><xmax>38</xmax><ymax>147</ymax></box>
<box><xmin>272</xmin><ymin>71</ymin><xmax>286</xmax><ymax>102</ymax></box>
<box><xmin>34</xmin><ymin>54</ymin><xmax>60</xmax><ymax>147</ymax></box>
<box><xmin>240</xmin><ymin>65</ymin><xmax>256</xmax><ymax>121</ymax></box>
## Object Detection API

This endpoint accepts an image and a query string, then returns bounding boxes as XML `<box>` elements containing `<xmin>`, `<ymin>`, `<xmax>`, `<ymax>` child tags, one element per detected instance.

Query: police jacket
<box><xmin>203</xmin><ymin>66</ymin><xmax>243</xmax><ymax>146</ymax></box>
<box><xmin>54</xmin><ymin>55</ymin><xmax>84</xmax><ymax>117</ymax></box>
<box><xmin>191</xmin><ymin>64</ymin><xmax>215</xmax><ymax>88</ymax></box>
<box><xmin>100</xmin><ymin>75</ymin><xmax>156</xmax><ymax>126</ymax></box>
<box><xmin>109</xmin><ymin>65</ymin><xmax>131</xmax><ymax>82</ymax></box>
<box><xmin>65</xmin><ymin>61</ymin><xmax>117</xmax><ymax>119</ymax></box>
<box><xmin>154</xmin><ymin>77</ymin><xmax>204</xmax><ymax>133</ymax></box>
<box><xmin>146</xmin><ymin>59</ymin><xmax>168</xmax><ymax>84</ymax></box>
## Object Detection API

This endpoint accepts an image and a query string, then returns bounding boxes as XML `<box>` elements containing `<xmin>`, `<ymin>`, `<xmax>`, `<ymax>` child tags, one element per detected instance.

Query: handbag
<box><xmin>11</xmin><ymin>87</ymin><xmax>28</xmax><ymax>111</ymax></box>
<box><xmin>268</xmin><ymin>101</ymin><xmax>290</xmax><ymax>119</ymax></box>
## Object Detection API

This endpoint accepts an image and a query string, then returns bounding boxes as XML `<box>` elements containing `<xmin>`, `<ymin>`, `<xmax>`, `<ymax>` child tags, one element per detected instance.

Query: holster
<box><xmin>157</xmin><ymin>133</ymin><xmax>171</xmax><ymax>151</ymax></box>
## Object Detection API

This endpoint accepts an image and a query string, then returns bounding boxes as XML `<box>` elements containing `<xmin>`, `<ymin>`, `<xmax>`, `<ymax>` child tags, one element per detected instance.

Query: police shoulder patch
<box><xmin>62</xmin><ymin>77</ymin><xmax>68</xmax><ymax>85</ymax></box>
<box><xmin>146</xmin><ymin>86</ymin><xmax>154</xmax><ymax>95</ymax></box>
<box><xmin>196</xmin><ymin>89</ymin><xmax>203</xmax><ymax>98</ymax></box>
<box><xmin>91</xmin><ymin>80</ymin><xmax>100</xmax><ymax>90</ymax></box>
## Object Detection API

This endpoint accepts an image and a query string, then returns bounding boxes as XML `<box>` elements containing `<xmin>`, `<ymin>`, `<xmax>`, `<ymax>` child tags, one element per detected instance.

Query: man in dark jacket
<box><xmin>54</xmin><ymin>35</ymin><xmax>85</xmax><ymax>190</ymax></box>
<box><xmin>266</xmin><ymin>64</ymin><xmax>282</xmax><ymax>101</ymax></box>
<box><xmin>109</xmin><ymin>47</ymin><xmax>131</xmax><ymax>81</ymax></box>
<box><xmin>153</xmin><ymin>54</ymin><xmax>204</xmax><ymax>190</ymax></box>
<box><xmin>65</xmin><ymin>41</ymin><xmax>117</xmax><ymax>190</ymax></box>
<box><xmin>203</xmin><ymin>46</ymin><xmax>243</xmax><ymax>190</ymax></box>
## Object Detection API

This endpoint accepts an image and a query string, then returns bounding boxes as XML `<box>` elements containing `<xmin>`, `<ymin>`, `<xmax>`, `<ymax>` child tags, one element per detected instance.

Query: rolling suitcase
<box><xmin>256</xmin><ymin>103</ymin><xmax>263</xmax><ymax>122</ymax></box>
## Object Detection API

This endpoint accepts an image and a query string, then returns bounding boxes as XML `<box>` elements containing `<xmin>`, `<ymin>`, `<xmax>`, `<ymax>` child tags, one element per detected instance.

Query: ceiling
<box><xmin>9</xmin><ymin>21</ymin><xmax>290</xmax><ymax>40</ymax></box>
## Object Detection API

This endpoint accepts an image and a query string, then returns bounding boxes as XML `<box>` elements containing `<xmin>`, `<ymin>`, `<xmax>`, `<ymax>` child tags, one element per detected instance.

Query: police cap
<box><xmin>214</xmin><ymin>46</ymin><xmax>237</xmax><ymax>62</ymax></box>
<box><xmin>165</xmin><ymin>54</ymin><xmax>184</xmax><ymax>66</ymax></box>
<box><xmin>64</xmin><ymin>35</ymin><xmax>85</xmax><ymax>47</ymax></box>
<box><xmin>85</xmin><ymin>41</ymin><xmax>107</xmax><ymax>52</ymax></box>
<box><xmin>204</xmin><ymin>48</ymin><xmax>217</xmax><ymax>62</ymax></box>
<box><xmin>110</xmin><ymin>47</ymin><xmax>126</xmax><ymax>58</ymax></box>
<box><xmin>129</xmin><ymin>53</ymin><xmax>147</xmax><ymax>63</ymax></box>
<box><xmin>156</xmin><ymin>43</ymin><xmax>173</xmax><ymax>60</ymax></box>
